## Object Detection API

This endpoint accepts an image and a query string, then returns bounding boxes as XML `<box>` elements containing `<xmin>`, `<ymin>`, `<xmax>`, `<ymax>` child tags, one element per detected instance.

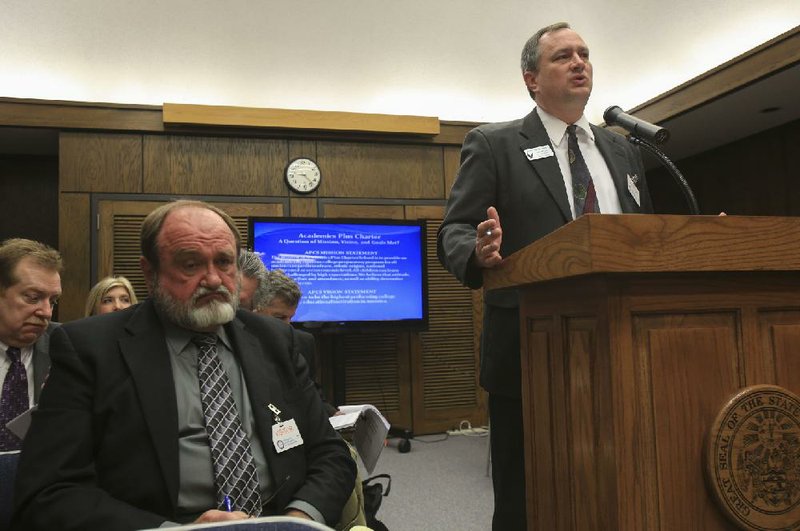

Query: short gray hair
<box><xmin>520</xmin><ymin>22</ymin><xmax>571</xmax><ymax>74</ymax></box>
<box><xmin>238</xmin><ymin>250</ymin><xmax>270</xmax><ymax>311</ymax></box>
<box><xmin>264</xmin><ymin>269</ymin><xmax>302</xmax><ymax>309</ymax></box>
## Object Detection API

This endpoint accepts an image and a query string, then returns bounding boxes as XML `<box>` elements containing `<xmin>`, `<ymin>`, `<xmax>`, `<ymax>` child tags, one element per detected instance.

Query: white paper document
<box><xmin>329</xmin><ymin>404</ymin><xmax>390</xmax><ymax>474</ymax></box>
<box><xmin>140</xmin><ymin>515</ymin><xmax>333</xmax><ymax>530</ymax></box>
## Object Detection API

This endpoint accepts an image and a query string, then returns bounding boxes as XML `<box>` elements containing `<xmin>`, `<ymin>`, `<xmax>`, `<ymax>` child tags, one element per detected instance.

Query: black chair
<box><xmin>0</xmin><ymin>451</ymin><xmax>21</xmax><ymax>531</ymax></box>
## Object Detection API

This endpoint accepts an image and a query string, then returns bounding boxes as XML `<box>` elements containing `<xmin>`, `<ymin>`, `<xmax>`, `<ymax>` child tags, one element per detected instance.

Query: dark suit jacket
<box><xmin>294</xmin><ymin>329</ymin><xmax>337</xmax><ymax>417</ymax></box>
<box><xmin>31</xmin><ymin>322</ymin><xmax>57</xmax><ymax>403</ymax></box>
<box><xmin>437</xmin><ymin>108</ymin><xmax>653</xmax><ymax>396</ymax></box>
<box><xmin>12</xmin><ymin>300</ymin><xmax>355</xmax><ymax>531</ymax></box>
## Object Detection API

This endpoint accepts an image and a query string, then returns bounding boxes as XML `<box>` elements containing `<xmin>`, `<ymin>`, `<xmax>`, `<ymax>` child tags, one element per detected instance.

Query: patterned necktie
<box><xmin>0</xmin><ymin>347</ymin><xmax>28</xmax><ymax>451</ymax></box>
<box><xmin>192</xmin><ymin>334</ymin><xmax>262</xmax><ymax>516</ymax></box>
<box><xmin>567</xmin><ymin>124</ymin><xmax>600</xmax><ymax>217</ymax></box>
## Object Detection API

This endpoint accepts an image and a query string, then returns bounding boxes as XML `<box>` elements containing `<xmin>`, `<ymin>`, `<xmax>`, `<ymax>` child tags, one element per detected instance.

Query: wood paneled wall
<box><xmin>0</xmin><ymin>155</ymin><xmax>58</xmax><ymax>244</ymax></box>
<box><xmin>143</xmin><ymin>136</ymin><xmax>288</xmax><ymax>196</ymax></box>
<box><xmin>60</xmin><ymin>134</ymin><xmax>142</xmax><ymax>193</ymax></box>
<box><xmin>57</xmin><ymin>128</ymin><xmax>485</xmax><ymax>435</ymax></box>
<box><xmin>316</xmin><ymin>142</ymin><xmax>444</xmax><ymax>198</ymax></box>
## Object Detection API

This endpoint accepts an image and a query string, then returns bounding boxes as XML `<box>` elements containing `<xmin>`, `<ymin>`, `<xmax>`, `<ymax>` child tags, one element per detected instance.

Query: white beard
<box><xmin>152</xmin><ymin>276</ymin><xmax>239</xmax><ymax>331</ymax></box>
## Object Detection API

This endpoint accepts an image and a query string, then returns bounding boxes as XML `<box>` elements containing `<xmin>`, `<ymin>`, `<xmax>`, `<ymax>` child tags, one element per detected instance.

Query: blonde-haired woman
<box><xmin>84</xmin><ymin>276</ymin><xmax>138</xmax><ymax>317</ymax></box>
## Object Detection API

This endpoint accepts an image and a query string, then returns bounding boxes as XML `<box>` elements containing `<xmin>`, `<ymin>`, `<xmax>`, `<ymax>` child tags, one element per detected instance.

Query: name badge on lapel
<box><xmin>524</xmin><ymin>145</ymin><xmax>554</xmax><ymax>161</ymax></box>
<box><xmin>627</xmin><ymin>174</ymin><xmax>641</xmax><ymax>206</ymax></box>
<box><xmin>272</xmin><ymin>419</ymin><xmax>304</xmax><ymax>453</ymax></box>
<box><xmin>267</xmin><ymin>402</ymin><xmax>304</xmax><ymax>453</ymax></box>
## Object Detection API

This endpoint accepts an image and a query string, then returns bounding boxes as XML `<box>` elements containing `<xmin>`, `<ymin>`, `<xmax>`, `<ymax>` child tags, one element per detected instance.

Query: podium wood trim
<box><xmin>483</xmin><ymin>214</ymin><xmax>800</xmax><ymax>291</ymax></box>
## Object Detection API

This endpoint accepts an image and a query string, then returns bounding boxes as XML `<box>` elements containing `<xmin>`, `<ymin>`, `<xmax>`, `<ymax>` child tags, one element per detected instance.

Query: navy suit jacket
<box><xmin>438</xmin><ymin>108</ymin><xmax>654</xmax><ymax>396</ymax></box>
<box><xmin>12</xmin><ymin>300</ymin><xmax>355</xmax><ymax>531</ymax></box>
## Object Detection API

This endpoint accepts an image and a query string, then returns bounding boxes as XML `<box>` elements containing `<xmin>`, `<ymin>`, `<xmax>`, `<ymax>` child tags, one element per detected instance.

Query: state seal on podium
<box><xmin>706</xmin><ymin>384</ymin><xmax>800</xmax><ymax>530</ymax></box>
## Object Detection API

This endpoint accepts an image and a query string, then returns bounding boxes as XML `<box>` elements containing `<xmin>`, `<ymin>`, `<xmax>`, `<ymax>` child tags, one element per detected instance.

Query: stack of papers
<box><xmin>329</xmin><ymin>404</ymin><xmax>390</xmax><ymax>473</ymax></box>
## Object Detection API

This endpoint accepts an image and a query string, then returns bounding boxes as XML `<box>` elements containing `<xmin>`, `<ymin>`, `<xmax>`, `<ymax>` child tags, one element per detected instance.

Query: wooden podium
<box><xmin>483</xmin><ymin>214</ymin><xmax>800</xmax><ymax>530</ymax></box>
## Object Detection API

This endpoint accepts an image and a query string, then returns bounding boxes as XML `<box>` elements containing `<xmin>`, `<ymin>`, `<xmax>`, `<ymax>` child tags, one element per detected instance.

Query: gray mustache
<box><xmin>192</xmin><ymin>286</ymin><xmax>233</xmax><ymax>302</ymax></box>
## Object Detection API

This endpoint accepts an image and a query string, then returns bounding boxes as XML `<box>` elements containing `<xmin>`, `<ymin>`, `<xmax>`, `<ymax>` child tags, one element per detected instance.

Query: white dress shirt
<box><xmin>537</xmin><ymin>108</ymin><xmax>622</xmax><ymax>219</ymax></box>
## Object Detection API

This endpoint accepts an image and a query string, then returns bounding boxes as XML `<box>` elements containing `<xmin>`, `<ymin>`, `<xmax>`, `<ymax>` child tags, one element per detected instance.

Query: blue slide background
<box><xmin>252</xmin><ymin>221</ymin><xmax>424</xmax><ymax>323</ymax></box>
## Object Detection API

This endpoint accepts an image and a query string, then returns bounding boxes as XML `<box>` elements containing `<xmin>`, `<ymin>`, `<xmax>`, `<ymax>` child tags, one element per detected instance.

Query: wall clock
<box><xmin>285</xmin><ymin>157</ymin><xmax>321</xmax><ymax>194</ymax></box>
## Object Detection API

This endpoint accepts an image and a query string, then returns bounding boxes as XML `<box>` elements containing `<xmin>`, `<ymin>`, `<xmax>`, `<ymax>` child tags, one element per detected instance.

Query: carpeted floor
<box><xmin>362</xmin><ymin>431</ymin><xmax>494</xmax><ymax>531</ymax></box>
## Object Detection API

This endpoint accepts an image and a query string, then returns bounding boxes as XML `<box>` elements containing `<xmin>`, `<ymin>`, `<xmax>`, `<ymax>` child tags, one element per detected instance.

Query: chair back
<box><xmin>334</xmin><ymin>443</ymin><xmax>367</xmax><ymax>530</ymax></box>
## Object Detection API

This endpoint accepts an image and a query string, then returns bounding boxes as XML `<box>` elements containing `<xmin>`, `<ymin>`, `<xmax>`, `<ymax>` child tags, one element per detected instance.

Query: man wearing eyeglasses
<box><xmin>0</xmin><ymin>238</ymin><xmax>63</xmax><ymax>451</ymax></box>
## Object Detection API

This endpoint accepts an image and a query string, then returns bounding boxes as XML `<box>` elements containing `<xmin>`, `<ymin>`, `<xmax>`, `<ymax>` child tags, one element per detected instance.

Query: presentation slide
<box><xmin>252</xmin><ymin>221</ymin><xmax>425</xmax><ymax>324</ymax></box>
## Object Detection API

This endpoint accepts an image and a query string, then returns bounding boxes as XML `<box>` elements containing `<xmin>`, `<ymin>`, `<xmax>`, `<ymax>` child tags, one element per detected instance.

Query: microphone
<box><xmin>604</xmin><ymin>105</ymin><xmax>670</xmax><ymax>144</ymax></box>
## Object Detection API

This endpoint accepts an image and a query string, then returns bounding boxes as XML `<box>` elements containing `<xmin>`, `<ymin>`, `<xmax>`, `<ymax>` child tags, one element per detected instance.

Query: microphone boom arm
<box><xmin>628</xmin><ymin>134</ymin><xmax>700</xmax><ymax>215</ymax></box>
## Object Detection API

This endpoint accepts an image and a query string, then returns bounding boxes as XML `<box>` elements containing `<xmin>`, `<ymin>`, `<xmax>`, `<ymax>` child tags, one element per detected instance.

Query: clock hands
<box><xmin>293</xmin><ymin>171</ymin><xmax>314</xmax><ymax>184</ymax></box>
<box><xmin>285</xmin><ymin>158</ymin><xmax>320</xmax><ymax>194</ymax></box>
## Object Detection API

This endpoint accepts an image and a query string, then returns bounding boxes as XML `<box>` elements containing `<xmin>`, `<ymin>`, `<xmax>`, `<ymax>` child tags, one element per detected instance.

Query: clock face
<box><xmin>285</xmin><ymin>158</ymin><xmax>321</xmax><ymax>194</ymax></box>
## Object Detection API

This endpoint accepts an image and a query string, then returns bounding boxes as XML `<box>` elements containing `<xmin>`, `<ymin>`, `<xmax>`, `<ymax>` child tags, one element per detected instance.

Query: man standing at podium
<box><xmin>438</xmin><ymin>22</ymin><xmax>653</xmax><ymax>529</ymax></box>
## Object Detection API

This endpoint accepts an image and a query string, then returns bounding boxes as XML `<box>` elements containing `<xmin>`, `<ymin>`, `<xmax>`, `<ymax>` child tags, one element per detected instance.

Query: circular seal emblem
<box><xmin>706</xmin><ymin>385</ymin><xmax>800</xmax><ymax>530</ymax></box>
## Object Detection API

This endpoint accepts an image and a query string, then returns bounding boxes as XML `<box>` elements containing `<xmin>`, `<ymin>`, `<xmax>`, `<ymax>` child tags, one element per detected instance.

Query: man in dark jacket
<box><xmin>13</xmin><ymin>200</ymin><xmax>355</xmax><ymax>530</ymax></box>
<box><xmin>438</xmin><ymin>22</ymin><xmax>653</xmax><ymax>529</ymax></box>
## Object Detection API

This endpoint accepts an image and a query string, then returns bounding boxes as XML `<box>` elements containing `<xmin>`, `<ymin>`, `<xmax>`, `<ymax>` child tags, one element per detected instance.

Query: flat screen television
<box><xmin>248</xmin><ymin>217</ymin><xmax>429</xmax><ymax>332</ymax></box>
